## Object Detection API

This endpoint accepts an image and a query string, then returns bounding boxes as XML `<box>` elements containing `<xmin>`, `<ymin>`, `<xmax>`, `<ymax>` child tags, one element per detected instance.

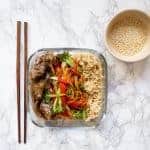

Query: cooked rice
<box><xmin>73</xmin><ymin>52</ymin><xmax>104</xmax><ymax>121</ymax></box>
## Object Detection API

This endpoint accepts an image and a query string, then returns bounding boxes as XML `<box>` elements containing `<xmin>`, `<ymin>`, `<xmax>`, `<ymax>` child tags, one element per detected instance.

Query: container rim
<box><xmin>27</xmin><ymin>48</ymin><xmax>107</xmax><ymax>127</ymax></box>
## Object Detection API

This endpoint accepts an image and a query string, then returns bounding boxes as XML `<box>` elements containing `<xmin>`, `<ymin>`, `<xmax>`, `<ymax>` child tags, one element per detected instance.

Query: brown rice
<box><xmin>73</xmin><ymin>52</ymin><xmax>104</xmax><ymax>121</ymax></box>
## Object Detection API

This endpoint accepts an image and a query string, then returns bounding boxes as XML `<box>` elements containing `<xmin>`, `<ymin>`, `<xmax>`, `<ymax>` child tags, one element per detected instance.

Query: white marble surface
<box><xmin>0</xmin><ymin>0</ymin><xmax>150</xmax><ymax>149</ymax></box>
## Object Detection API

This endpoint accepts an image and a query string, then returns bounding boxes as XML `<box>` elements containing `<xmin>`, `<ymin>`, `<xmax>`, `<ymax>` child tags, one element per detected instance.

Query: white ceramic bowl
<box><xmin>105</xmin><ymin>9</ymin><xmax>150</xmax><ymax>62</ymax></box>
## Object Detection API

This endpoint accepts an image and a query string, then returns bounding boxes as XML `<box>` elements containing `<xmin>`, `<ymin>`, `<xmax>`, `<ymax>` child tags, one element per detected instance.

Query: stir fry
<box><xmin>38</xmin><ymin>52</ymin><xmax>88</xmax><ymax>120</ymax></box>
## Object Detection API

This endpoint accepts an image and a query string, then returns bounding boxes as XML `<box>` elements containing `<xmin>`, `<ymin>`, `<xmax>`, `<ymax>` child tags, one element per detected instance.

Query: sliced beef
<box><xmin>31</xmin><ymin>79</ymin><xmax>46</xmax><ymax>101</ymax></box>
<box><xmin>30</xmin><ymin>52</ymin><xmax>54</xmax><ymax>119</ymax></box>
<box><xmin>51</xmin><ymin>56</ymin><xmax>61</xmax><ymax>68</ymax></box>
<box><xmin>30</xmin><ymin>53</ymin><xmax>54</xmax><ymax>81</ymax></box>
<box><xmin>30</xmin><ymin>62</ymin><xmax>47</xmax><ymax>81</ymax></box>
<box><xmin>40</xmin><ymin>103</ymin><xmax>51</xmax><ymax>120</ymax></box>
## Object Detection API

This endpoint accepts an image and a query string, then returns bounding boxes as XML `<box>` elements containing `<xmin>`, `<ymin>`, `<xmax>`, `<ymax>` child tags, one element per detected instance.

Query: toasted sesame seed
<box><xmin>109</xmin><ymin>16</ymin><xmax>147</xmax><ymax>56</ymax></box>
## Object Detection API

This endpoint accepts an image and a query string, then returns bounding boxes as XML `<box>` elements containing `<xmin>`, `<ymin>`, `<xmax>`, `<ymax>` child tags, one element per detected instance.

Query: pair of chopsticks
<box><xmin>16</xmin><ymin>21</ymin><xmax>28</xmax><ymax>144</ymax></box>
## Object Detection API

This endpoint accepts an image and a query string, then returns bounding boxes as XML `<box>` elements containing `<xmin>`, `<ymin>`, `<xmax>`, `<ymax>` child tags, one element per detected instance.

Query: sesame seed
<box><xmin>109</xmin><ymin>16</ymin><xmax>147</xmax><ymax>56</ymax></box>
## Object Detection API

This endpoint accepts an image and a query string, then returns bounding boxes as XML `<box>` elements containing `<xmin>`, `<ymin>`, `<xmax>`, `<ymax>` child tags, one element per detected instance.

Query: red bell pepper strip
<box><xmin>67</xmin><ymin>99</ymin><xmax>87</xmax><ymax>109</ymax></box>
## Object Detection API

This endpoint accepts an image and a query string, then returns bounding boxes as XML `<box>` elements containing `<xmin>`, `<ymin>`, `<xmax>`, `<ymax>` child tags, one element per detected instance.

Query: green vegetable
<box><xmin>58</xmin><ymin>52</ymin><xmax>74</xmax><ymax>67</ymax></box>
<box><xmin>82</xmin><ymin>110</ymin><xmax>87</xmax><ymax>119</ymax></box>
<box><xmin>72</xmin><ymin>109</ymin><xmax>87</xmax><ymax>119</ymax></box>
<box><xmin>43</xmin><ymin>91</ymin><xmax>51</xmax><ymax>104</ymax></box>
<box><xmin>52</xmin><ymin>88</ymin><xmax>63</xmax><ymax>114</ymax></box>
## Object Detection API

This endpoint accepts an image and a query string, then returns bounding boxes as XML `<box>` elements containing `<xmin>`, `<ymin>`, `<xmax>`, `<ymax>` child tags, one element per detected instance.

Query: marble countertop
<box><xmin>0</xmin><ymin>0</ymin><xmax>150</xmax><ymax>149</ymax></box>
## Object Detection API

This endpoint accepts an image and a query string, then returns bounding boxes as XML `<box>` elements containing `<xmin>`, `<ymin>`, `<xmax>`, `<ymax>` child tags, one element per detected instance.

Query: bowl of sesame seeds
<box><xmin>105</xmin><ymin>9</ymin><xmax>150</xmax><ymax>62</ymax></box>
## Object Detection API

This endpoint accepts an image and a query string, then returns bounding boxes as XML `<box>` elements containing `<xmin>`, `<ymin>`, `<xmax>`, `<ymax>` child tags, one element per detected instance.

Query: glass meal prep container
<box><xmin>27</xmin><ymin>48</ymin><xmax>107</xmax><ymax>127</ymax></box>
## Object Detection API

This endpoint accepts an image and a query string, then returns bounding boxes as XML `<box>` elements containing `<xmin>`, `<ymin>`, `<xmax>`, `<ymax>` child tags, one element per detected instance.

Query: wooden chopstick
<box><xmin>16</xmin><ymin>21</ymin><xmax>21</xmax><ymax>143</ymax></box>
<box><xmin>24</xmin><ymin>22</ymin><xmax>28</xmax><ymax>144</ymax></box>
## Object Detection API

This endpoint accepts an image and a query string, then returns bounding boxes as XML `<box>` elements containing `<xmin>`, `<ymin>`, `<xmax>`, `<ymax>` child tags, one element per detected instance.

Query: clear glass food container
<box><xmin>27</xmin><ymin>48</ymin><xmax>107</xmax><ymax>127</ymax></box>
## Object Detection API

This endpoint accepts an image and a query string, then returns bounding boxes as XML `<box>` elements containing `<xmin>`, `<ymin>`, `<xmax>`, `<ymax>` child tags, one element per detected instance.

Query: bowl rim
<box><xmin>104</xmin><ymin>9</ymin><xmax>150</xmax><ymax>62</ymax></box>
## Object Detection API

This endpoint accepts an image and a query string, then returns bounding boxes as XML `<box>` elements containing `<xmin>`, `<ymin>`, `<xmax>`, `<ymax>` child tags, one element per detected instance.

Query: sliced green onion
<box><xmin>52</xmin><ymin>88</ymin><xmax>63</xmax><ymax>114</ymax></box>
<box><xmin>58</xmin><ymin>52</ymin><xmax>74</xmax><ymax>67</ymax></box>
<box><xmin>43</xmin><ymin>91</ymin><xmax>51</xmax><ymax>104</ymax></box>
<box><xmin>72</xmin><ymin>109</ymin><xmax>87</xmax><ymax>119</ymax></box>
<box><xmin>50</xmin><ymin>76</ymin><xmax>58</xmax><ymax>80</ymax></box>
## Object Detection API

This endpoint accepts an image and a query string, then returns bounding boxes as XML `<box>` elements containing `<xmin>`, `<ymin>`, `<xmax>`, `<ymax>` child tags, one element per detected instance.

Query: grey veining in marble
<box><xmin>0</xmin><ymin>0</ymin><xmax>150</xmax><ymax>149</ymax></box>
